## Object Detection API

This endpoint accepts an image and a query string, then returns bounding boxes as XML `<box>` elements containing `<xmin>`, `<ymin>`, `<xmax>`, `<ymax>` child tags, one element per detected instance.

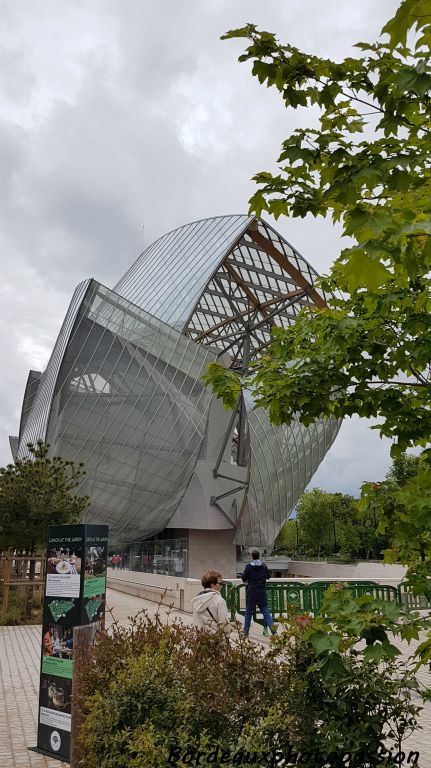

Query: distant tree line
<box><xmin>275</xmin><ymin>452</ymin><xmax>422</xmax><ymax>561</ymax></box>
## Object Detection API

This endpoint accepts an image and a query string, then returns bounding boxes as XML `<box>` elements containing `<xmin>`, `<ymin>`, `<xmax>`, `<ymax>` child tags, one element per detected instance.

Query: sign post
<box><xmin>32</xmin><ymin>524</ymin><xmax>108</xmax><ymax>763</ymax></box>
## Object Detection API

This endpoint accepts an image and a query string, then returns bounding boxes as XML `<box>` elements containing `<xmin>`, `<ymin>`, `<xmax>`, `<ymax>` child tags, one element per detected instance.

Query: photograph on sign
<box><xmin>38</xmin><ymin>672</ymin><xmax>72</xmax><ymax>758</ymax></box>
<box><xmin>46</xmin><ymin>539</ymin><xmax>82</xmax><ymax>598</ymax></box>
<box><xmin>46</xmin><ymin>596</ymin><xmax>78</xmax><ymax>624</ymax></box>
<box><xmin>42</xmin><ymin>621</ymin><xmax>74</xmax><ymax>678</ymax></box>
<box><xmin>84</xmin><ymin>541</ymin><xmax>107</xmax><ymax>597</ymax></box>
<box><xmin>39</xmin><ymin>674</ymin><xmax>72</xmax><ymax>715</ymax></box>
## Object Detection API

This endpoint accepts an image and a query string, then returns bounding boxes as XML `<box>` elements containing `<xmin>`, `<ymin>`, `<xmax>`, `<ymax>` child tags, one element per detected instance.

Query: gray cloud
<box><xmin>0</xmin><ymin>0</ymin><xmax>399</xmax><ymax>493</ymax></box>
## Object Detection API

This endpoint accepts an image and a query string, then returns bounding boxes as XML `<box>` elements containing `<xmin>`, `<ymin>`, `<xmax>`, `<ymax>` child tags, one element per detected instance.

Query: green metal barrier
<box><xmin>304</xmin><ymin>581</ymin><xmax>400</xmax><ymax>616</ymax></box>
<box><xmin>222</xmin><ymin>580</ymin><xmax>402</xmax><ymax>624</ymax></box>
<box><xmin>220</xmin><ymin>581</ymin><xmax>233</xmax><ymax>603</ymax></box>
<box><xmin>222</xmin><ymin>581</ymin><xmax>311</xmax><ymax>623</ymax></box>
<box><xmin>220</xmin><ymin>581</ymin><xmax>237</xmax><ymax>620</ymax></box>
<box><xmin>263</xmin><ymin>582</ymin><xmax>307</xmax><ymax>618</ymax></box>
<box><xmin>399</xmin><ymin>582</ymin><xmax>431</xmax><ymax>612</ymax></box>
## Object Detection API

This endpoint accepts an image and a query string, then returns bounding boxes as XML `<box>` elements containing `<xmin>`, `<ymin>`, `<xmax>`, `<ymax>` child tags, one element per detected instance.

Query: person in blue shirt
<box><xmin>242</xmin><ymin>550</ymin><xmax>277</xmax><ymax>637</ymax></box>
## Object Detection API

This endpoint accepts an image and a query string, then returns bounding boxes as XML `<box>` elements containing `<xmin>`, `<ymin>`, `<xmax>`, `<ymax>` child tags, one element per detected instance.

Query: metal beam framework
<box><xmin>183</xmin><ymin>217</ymin><xmax>328</xmax><ymax>470</ymax></box>
<box><xmin>248</xmin><ymin>224</ymin><xmax>327</xmax><ymax>309</ymax></box>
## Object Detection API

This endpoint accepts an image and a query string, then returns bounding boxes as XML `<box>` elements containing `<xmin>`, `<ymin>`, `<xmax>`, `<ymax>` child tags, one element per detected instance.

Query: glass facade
<box><xmin>18</xmin><ymin>280</ymin><xmax>215</xmax><ymax>543</ymax></box>
<box><xmin>18</xmin><ymin>369</ymin><xmax>42</xmax><ymax>444</ymax></box>
<box><xmin>17</xmin><ymin>280</ymin><xmax>91</xmax><ymax>454</ymax></box>
<box><xmin>14</xmin><ymin>215</ymin><xmax>340</xmax><ymax>554</ymax></box>
<box><xmin>112</xmin><ymin>538</ymin><xmax>188</xmax><ymax>577</ymax></box>
<box><xmin>235</xmin><ymin>393</ymin><xmax>340</xmax><ymax>549</ymax></box>
<box><xmin>114</xmin><ymin>215</ymin><xmax>254</xmax><ymax>329</ymax></box>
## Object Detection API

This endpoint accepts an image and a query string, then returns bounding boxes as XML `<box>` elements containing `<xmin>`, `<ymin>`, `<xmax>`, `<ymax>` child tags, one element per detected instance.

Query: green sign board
<box><xmin>35</xmin><ymin>524</ymin><xmax>108</xmax><ymax>762</ymax></box>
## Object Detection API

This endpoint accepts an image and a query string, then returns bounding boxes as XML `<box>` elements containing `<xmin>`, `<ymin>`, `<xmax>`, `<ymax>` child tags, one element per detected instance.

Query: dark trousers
<box><xmin>244</xmin><ymin>587</ymin><xmax>274</xmax><ymax>632</ymax></box>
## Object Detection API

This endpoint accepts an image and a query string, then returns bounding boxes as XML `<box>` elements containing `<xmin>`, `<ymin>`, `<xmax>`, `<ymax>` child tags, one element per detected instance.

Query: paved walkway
<box><xmin>1</xmin><ymin>589</ymin><xmax>430</xmax><ymax>766</ymax></box>
<box><xmin>0</xmin><ymin>590</ymin><xmax>207</xmax><ymax>767</ymax></box>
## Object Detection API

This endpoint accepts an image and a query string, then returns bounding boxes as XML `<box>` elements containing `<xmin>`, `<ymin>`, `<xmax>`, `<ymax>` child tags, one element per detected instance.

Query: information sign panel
<box><xmin>35</xmin><ymin>524</ymin><xmax>108</xmax><ymax>762</ymax></box>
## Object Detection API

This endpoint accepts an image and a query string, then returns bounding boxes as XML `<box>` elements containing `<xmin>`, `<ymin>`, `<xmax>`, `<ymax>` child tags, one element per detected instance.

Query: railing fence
<box><xmin>0</xmin><ymin>553</ymin><xmax>45</xmax><ymax>619</ymax></box>
<box><xmin>221</xmin><ymin>579</ymin><xmax>430</xmax><ymax>625</ymax></box>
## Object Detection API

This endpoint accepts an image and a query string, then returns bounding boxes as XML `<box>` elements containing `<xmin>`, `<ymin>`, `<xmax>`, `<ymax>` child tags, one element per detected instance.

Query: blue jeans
<box><xmin>244</xmin><ymin>600</ymin><xmax>274</xmax><ymax>633</ymax></box>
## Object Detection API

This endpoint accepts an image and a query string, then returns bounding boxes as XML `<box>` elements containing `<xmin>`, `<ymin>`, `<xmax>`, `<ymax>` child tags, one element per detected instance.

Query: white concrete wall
<box><xmin>167</xmin><ymin>397</ymin><xmax>247</xmax><ymax>530</ymax></box>
<box><xmin>107</xmin><ymin>568</ymin><xmax>204</xmax><ymax>613</ymax></box>
<box><xmin>287</xmin><ymin>560</ymin><xmax>406</xmax><ymax>584</ymax></box>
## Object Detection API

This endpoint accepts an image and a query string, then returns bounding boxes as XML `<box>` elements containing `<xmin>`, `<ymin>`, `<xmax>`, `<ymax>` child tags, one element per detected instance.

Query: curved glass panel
<box><xmin>234</xmin><ymin>393</ymin><xmax>341</xmax><ymax>549</ymax></box>
<box><xmin>257</xmin><ymin>219</ymin><xmax>329</xmax><ymax>305</ymax></box>
<box><xmin>18</xmin><ymin>370</ymin><xmax>42</xmax><ymax>444</ymax></box>
<box><xmin>17</xmin><ymin>280</ymin><xmax>91</xmax><ymax>458</ymax></box>
<box><xmin>9</xmin><ymin>436</ymin><xmax>19</xmax><ymax>460</ymax></box>
<box><xmin>114</xmin><ymin>215</ymin><xmax>254</xmax><ymax>328</ymax></box>
<box><xmin>43</xmin><ymin>281</ymin><xmax>216</xmax><ymax>543</ymax></box>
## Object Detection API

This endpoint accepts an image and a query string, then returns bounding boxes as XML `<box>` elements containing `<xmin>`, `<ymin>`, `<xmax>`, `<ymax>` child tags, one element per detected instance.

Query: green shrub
<box><xmin>81</xmin><ymin>649</ymin><xmax>188</xmax><ymax>768</ymax></box>
<box><xmin>240</xmin><ymin>649</ymin><xmax>420</xmax><ymax>767</ymax></box>
<box><xmin>78</xmin><ymin>599</ymin><xmax>423</xmax><ymax>768</ymax></box>
<box><xmin>254</xmin><ymin>587</ymin><xmax>423</xmax><ymax>767</ymax></box>
<box><xmin>78</xmin><ymin>613</ymin><xmax>288</xmax><ymax>768</ymax></box>
<box><xmin>0</xmin><ymin>587</ymin><xmax>26</xmax><ymax>625</ymax></box>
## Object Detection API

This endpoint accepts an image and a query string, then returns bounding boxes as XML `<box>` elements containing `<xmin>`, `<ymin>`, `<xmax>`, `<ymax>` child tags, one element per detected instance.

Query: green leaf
<box><xmin>309</xmin><ymin>630</ymin><xmax>341</xmax><ymax>655</ymax></box>
<box><xmin>317</xmin><ymin>652</ymin><xmax>349</xmax><ymax>681</ymax></box>
<box><xmin>203</xmin><ymin>363</ymin><xmax>242</xmax><ymax>410</ymax></box>
<box><xmin>363</xmin><ymin>642</ymin><xmax>400</xmax><ymax>662</ymax></box>
<box><xmin>342</xmin><ymin>249</ymin><xmax>392</xmax><ymax>291</ymax></box>
<box><xmin>382</xmin><ymin>0</ymin><xmax>430</xmax><ymax>48</ymax></box>
<box><xmin>391</xmin><ymin>66</ymin><xmax>431</xmax><ymax>97</ymax></box>
<box><xmin>415</xmin><ymin>636</ymin><xmax>431</xmax><ymax>666</ymax></box>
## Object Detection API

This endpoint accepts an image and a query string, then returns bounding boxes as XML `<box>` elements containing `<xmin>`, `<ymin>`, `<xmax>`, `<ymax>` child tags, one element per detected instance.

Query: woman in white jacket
<box><xmin>191</xmin><ymin>570</ymin><xmax>232</xmax><ymax>635</ymax></box>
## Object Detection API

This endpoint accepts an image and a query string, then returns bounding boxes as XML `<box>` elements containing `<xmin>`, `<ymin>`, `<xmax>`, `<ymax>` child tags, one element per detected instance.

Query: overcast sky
<box><xmin>0</xmin><ymin>0</ymin><xmax>400</xmax><ymax>495</ymax></box>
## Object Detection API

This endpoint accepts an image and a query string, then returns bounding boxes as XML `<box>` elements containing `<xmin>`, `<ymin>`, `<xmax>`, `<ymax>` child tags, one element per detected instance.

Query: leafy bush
<box><xmin>0</xmin><ymin>587</ymin><xmax>27</xmax><ymax>625</ymax></box>
<box><xmin>242</xmin><ymin>640</ymin><xmax>420</xmax><ymax>767</ymax></box>
<box><xmin>78</xmin><ymin>612</ymin><xmax>288</xmax><ymax>768</ymax></box>
<box><xmin>254</xmin><ymin>587</ymin><xmax>423</xmax><ymax>767</ymax></box>
<box><xmin>78</xmin><ymin>596</ymin><xmax>424</xmax><ymax>768</ymax></box>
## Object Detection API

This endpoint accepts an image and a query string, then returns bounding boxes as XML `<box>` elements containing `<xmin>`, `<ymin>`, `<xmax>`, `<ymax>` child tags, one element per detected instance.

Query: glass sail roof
<box><xmin>114</xmin><ymin>214</ymin><xmax>254</xmax><ymax>329</ymax></box>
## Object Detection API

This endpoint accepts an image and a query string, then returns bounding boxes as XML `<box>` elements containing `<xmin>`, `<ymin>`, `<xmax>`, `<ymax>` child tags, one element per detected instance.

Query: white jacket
<box><xmin>191</xmin><ymin>588</ymin><xmax>232</xmax><ymax>634</ymax></box>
